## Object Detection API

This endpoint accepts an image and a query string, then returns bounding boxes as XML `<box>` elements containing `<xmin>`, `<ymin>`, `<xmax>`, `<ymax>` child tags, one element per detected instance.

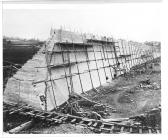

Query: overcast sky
<box><xmin>3</xmin><ymin>3</ymin><xmax>160</xmax><ymax>42</ymax></box>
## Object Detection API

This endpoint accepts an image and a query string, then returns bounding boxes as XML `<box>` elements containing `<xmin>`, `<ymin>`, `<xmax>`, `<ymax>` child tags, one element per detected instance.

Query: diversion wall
<box><xmin>3</xmin><ymin>29</ymin><xmax>160</xmax><ymax>111</ymax></box>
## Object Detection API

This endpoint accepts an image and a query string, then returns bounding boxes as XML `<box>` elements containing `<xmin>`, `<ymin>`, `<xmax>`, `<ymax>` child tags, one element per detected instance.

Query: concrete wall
<box><xmin>4</xmin><ymin>29</ymin><xmax>160</xmax><ymax>111</ymax></box>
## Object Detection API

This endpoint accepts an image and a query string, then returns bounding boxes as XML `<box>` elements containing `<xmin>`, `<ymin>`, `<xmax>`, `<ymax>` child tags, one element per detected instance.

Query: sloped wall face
<box><xmin>43</xmin><ymin>29</ymin><xmax>160</xmax><ymax>110</ymax></box>
<box><xmin>3</xmin><ymin>29</ymin><xmax>160</xmax><ymax>111</ymax></box>
<box><xmin>3</xmin><ymin>46</ymin><xmax>48</xmax><ymax>110</ymax></box>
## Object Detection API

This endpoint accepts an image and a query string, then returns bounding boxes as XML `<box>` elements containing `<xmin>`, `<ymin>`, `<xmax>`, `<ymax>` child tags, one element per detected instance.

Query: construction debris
<box><xmin>138</xmin><ymin>79</ymin><xmax>160</xmax><ymax>90</ymax></box>
<box><xmin>130</xmin><ymin>106</ymin><xmax>161</xmax><ymax>129</ymax></box>
<box><xmin>3</xmin><ymin>103</ymin><xmax>161</xmax><ymax>134</ymax></box>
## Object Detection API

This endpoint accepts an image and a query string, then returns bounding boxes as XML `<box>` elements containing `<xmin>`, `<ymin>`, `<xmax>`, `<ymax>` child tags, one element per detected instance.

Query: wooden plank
<box><xmin>61</xmin><ymin>117</ymin><xmax>68</xmax><ymax>121</ymax></box>
<box><xmin>74</xmin><ymin>93</ymin><xmax>115</xmax><ymax>110</ymax></box>
<box><xmin>110</xmin><ymin>125</ymin><xmax>115</xmax><ymax>133</ymax></box>
<box><xmin>9</xmin><ymin>107</ymin><xmax>24</xmax><ymax>115</ymax></box>
<box><xmin>93</xmin><ymin>122</ymin><xmax>98</xmax><ymax>127</ymax></box>
<box><xmin>129</xmin><ymin>127</ymin><xmax>133</xmax><ymax>133</ymax></box>
<box><xmin>148</xmin><ymin>129</ymin><xmax>152</xmax><ymax>133</ymax></box>
<box><xmin>120</xmin><ymin>126</ymin><xmax>124</xmax><ymax>132</ymax></box>
<box><xmin>26</xmin><ymin>111</ymin><xmax>36</xmax><ymax>117</ymax></box>
<box><xmin>139</xmin><ymin>128</ymin><xmax>142</xmax><ymax>134</ymax></box>
<box><xmin>101</xmin><ymin>128</ymin><xmax>111</xmax><ymax>133</ymax></box>
<box><xmin>100</xmin><ymin>124</ymin><xmax>104</xmax><ymax>129</ymax></box>
<box><xmin>87</xmin><ymin>121</ymin><xmax>92</xmax><ymax>126</ymax></box>
<box><xmin>78</xmin><ymin>120</ymin><xmax>84</xmax><ymax>124</ymax></box>
<box><xmin>51</xmin><ymin>118</ymin><xmax>59</xmax><ymax>123</ymax></box>
<box><xmin>8</xmin><ymin>120</ymin><xmax>34</xmax><ymax>134</ymax></box>
<box><xmin>156</xmin><ymin>129</ymin><xmax>160</xmax><ymax>134</ymax></box>
<box><xmin>71</xmin><ymin>119</ymin><xmax>77</xmax><ymax>123</ymax></box>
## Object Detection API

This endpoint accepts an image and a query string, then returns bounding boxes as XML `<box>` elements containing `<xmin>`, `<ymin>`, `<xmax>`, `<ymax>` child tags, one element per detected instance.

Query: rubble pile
<box><xmin>130</xmin><ymin>106</ymin><xmax>161</xmax><ymax>129</ymax></box>
<box><xmin>138</xmin><ymin>79</ymin><xmax>160</xmax><ymax>90</ymax></box>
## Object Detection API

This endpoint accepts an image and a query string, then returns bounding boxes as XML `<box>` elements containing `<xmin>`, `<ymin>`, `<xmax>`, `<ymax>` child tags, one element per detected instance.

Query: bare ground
<box><xmin>30</xmin><ymin>63</ymin><xmax>160</xmax><ymax>133</ymax></box>
<box><xmin>84</xmin><ymin>63</ymin><xmax>161</xmax><ymax>119</ymax></box>
<box><xmin>20</xmin><ymin>123</ymin><xmax>94</xmax><ymax>134</ymax></box>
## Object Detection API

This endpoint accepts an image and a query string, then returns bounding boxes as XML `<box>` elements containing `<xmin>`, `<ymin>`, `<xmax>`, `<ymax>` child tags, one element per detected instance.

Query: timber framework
<box><xmin>3</xmin><ymin>28</ymin><xmax>161</xmax><ymax>134</ymax></box>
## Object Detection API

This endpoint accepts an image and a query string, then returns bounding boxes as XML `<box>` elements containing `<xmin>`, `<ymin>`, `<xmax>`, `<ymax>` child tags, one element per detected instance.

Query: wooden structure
<box><xmin>3</xmin><ymin>28</ymin><xmax>160</xmax><ymax>111</ymax></box>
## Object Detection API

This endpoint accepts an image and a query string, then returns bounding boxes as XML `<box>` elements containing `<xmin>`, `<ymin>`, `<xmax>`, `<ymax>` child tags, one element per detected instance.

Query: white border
<box><xmin>1</xmin><ymin>0</ymin><xmax>168</xmax><ymax>139</ymax></box>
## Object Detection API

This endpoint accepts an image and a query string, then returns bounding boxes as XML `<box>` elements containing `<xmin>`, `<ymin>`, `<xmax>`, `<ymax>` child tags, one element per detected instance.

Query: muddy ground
<box><xmin>20</xmin><ymin>123</ymin><xmax>94</xmax><ymax>134</ymax></box>
<box><xmin>84</xmin><ymin>63</ymin><xmax>161</xmax><ymax>119</ymax></box>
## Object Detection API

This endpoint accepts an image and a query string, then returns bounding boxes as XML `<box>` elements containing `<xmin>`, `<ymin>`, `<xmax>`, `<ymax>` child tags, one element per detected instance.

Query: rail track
<box><xmin>3</xmin><ymin>102</ymin><xmax>161</xmax><ymax>134</ymax></box>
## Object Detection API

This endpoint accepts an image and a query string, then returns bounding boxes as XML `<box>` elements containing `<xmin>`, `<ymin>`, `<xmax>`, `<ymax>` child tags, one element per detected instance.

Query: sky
<box><xmin>3</xmin><ymin>3</ymin><xmax>160</xmax><ymax>42</ymax></box>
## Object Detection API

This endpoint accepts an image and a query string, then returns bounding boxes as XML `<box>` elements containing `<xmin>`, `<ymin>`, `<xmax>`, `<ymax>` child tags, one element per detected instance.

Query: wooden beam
<box><xmin>7</xmin><ymin>120</ymin><xmax>34</xmax><ymax>134</ymax></box>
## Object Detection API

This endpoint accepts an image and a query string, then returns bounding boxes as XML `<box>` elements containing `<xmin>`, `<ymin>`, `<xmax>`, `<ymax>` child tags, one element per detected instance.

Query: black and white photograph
<box><xmin>2</xmin><ymin>0</ymin><xmax>162</xmax><ymax>135</ymax></box>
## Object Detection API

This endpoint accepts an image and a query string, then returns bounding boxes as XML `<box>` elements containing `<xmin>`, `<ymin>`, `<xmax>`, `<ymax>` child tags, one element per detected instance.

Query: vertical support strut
<box><xmin>112</xmin><ymin>40</ymin><xmax>123</xmax><ymax>76</ymax></box>
<box><xmin>134</xmin><ymin>43</ymin><xmax>139</xmax><ymax>66</ymax></box>
<box><xmin>100</xmin><ymin>41</ymin><xmax>107</xmax><ymax>82</ymax></box>
<box><xmin>132</xmin><ymin>42</ymin><xmax>136</xmax><ymax>66</ymax></box>
<box><xmin>128</xmin><ymin>41</ymin><xmax>133</xmax><ymax>68</ymax></box>
<box><xmin>140</xmin><ymin>44</ymin><xmax>147</xmax><ymax>64</ymax></box>
<box><xmin>109</xmin><ymin>38</ymin><xmax>117</xmax><ymax>78</ymax></box>
<box><xmin>60</xmin><ymin>45</ymin><xmax>71</xmax><ymax>96</ymax></box>
<box><xmin>18</xmin><ymin>79</ymin><xmax>21</xmax><ymax>105</ymax></box>
<box><xmin>123</xmin><ymin>40</ymin><xmax>131</xmax><ymax>70</ymax></box>
<box><xmin>90</xmin><ymin>36</ymin><xmax>102</xmax><ymax>86</ymax></box>
<box><xmin>116</xmin><ymin>40</ymin><xmax>124</xmax><ymax>75</ymax></box>
<box><xmin>137</xmin><ymin>43</ymin><xmax>143</xmax><ymax>65</ymax></box>
<box><xmin>131</xmin><ymin>42</ymin><xmax>136</xmax><ymax>67</ymax></box>
<box><xmin>129</xmin><ymin>42</ymin><xmax>134</xmax><ymax>67</ymax></box>
<box><xmin>67</xmin><ymin>47</ymin><xmax>74</xmax><ymax>94</ymax></box>
<box><xmin>81</xmin><ymin>34</ymin><xmax>94</xmax><ymax>89</ymax></box>
<box><xmin>136</xmin><ymin>43</ymin><xmax>144</xmax><ymax>65</ymax></box>
<box><xmin>105</xmin><ymin>39</ymin><xmax>113</xmax><ymax>81</ymax></box>
<box><xmin>44</xmin><ymin>82</ymin><xmax>47</xmax><ymax>111</ymax></box>
<box><xmin>120</xmin><ymin>40</ymin><xmax>129</xmax><ymax>72</ymax></box>
<box><xmin>45</xmin><ymin>44</ymin><xmax>57</xmax><ymax>109</ymax></box>
<box><xmin>70</xmin><ymin>33</ymin><xmax>84</xmax><ymax>94</ymax></box>
<box><xmin>136</xmin><ymin>43</ymin><xmax>142</xmax><ymax>65</ymax></box>
<box><xmin>112</xmin><ymin>41</ymin><xmax>119</xmax><ymax>67</ymax></box>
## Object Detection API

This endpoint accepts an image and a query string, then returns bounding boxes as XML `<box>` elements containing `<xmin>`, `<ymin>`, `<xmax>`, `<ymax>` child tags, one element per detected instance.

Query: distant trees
<box><xmin>3</xmin><ymin>36</ymin><xmax>41</xmax><ymax>43</ymax></box>
<box><xmin>144</xmin><ymin>41</ymin><xmax>161</xmax><ymax>52</ymax></box>
<box><xmin>3</xmin><ymin>36</ymin><xmax>44</xmax><ymax>48</ymax></box>
<box><xmin>145</xmin><ymin>41</ymin><xmax>161</xmax><ymax>47</ymax></box>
